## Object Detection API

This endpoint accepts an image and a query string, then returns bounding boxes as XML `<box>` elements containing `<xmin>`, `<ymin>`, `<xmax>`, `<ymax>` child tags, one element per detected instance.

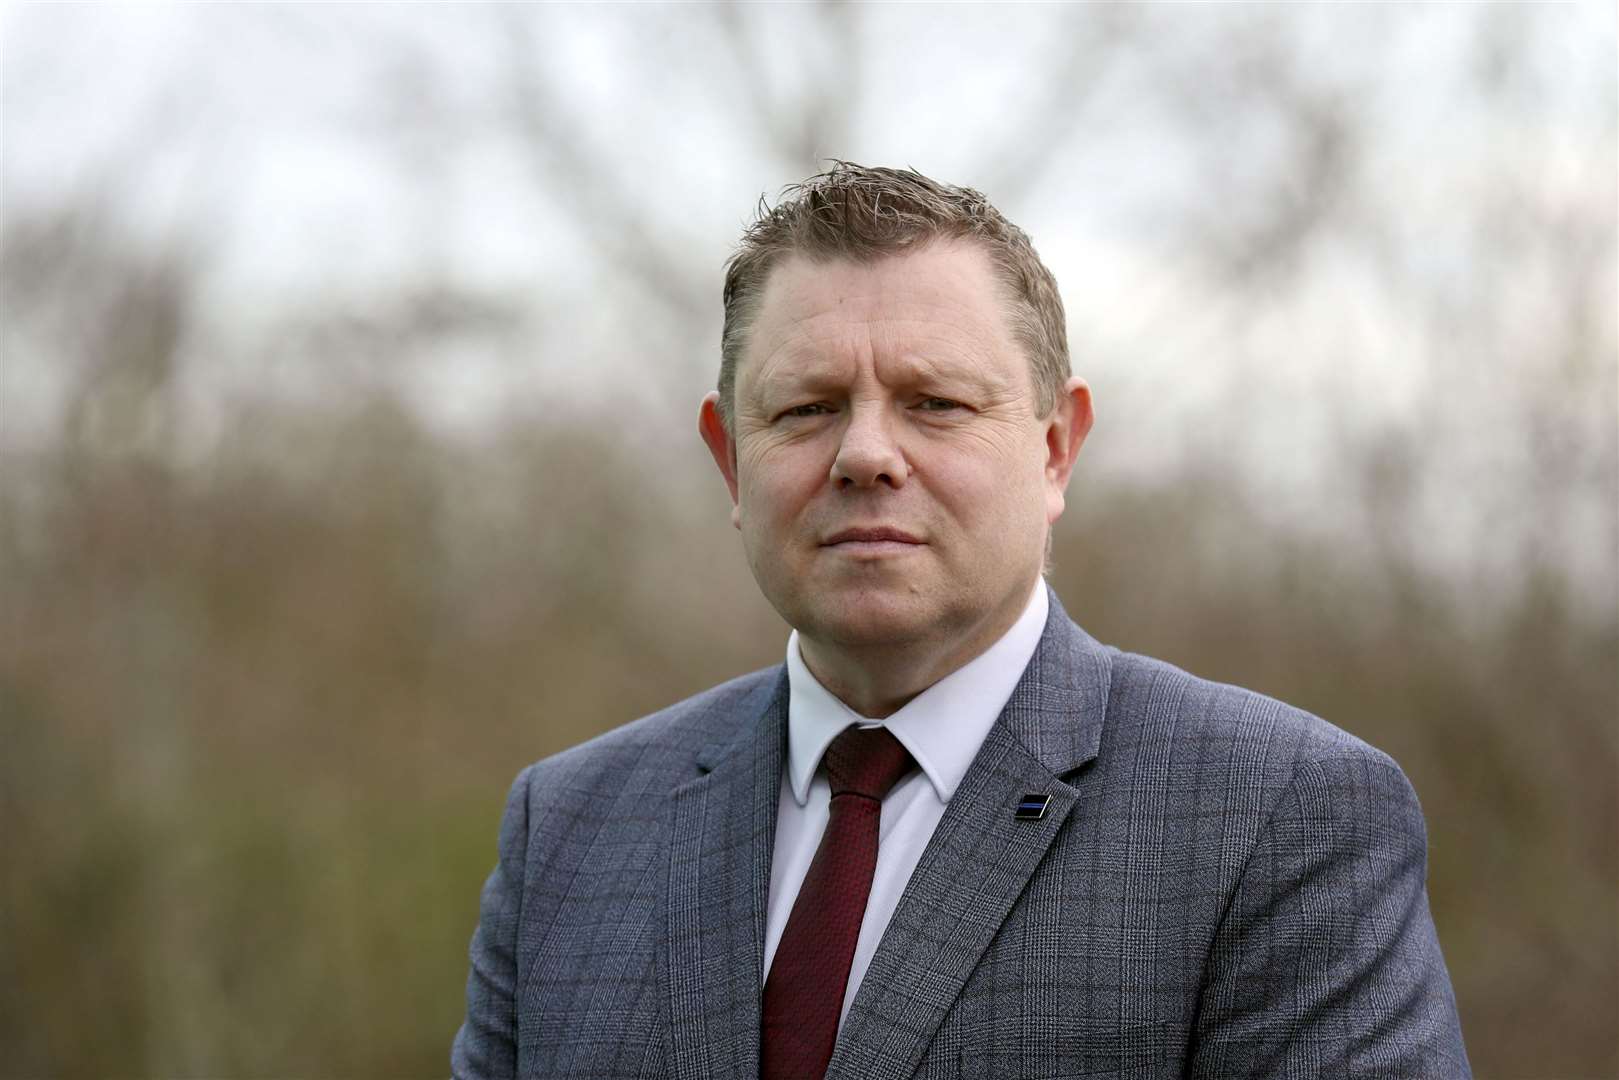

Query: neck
<box><xmin>797</xmin><ymin>585</ymin><xmax>1038</xmax><ymax>719</ymax></box>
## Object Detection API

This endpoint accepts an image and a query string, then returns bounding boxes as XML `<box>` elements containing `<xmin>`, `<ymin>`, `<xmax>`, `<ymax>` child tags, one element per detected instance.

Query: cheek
<box><xmin>936</xmin><ymin>442</ymin><xmax>1041</xmax><ymax>511</ymax></box>
<box><xmin>740</xmin><ymin>458</ymin><xmax>823</xmax><ymax>527</ymax></box>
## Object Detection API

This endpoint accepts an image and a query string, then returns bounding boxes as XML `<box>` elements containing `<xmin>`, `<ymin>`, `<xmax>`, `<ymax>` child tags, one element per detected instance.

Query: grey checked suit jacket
<box><xmin>453</xmin><ymin>590</ymin><xmax>1470</xmax><ymax>1078</ymax></box>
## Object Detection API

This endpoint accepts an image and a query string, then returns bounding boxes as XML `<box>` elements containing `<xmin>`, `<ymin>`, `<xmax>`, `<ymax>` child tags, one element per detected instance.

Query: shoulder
<box><xmin>1106</xmin><ymin>647</ymin><xmax>1393</xmax><ymax>765</ymax></box>
<box><xmin>1096</xmin><ymin>647</ymin><xmax>1415</xmax><ymax>822</ymax></box>
<box><xmin>511</xmin><ymin>664</ymin><xmax>782</xmax><ymax>803</ymax></box>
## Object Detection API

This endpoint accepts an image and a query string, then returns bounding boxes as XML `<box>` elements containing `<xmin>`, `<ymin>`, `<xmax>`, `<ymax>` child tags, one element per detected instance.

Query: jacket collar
<box><xmin>998</xmin><ymin>584</ymin><xmax>1112</xmax><ymax>778</ymax></box>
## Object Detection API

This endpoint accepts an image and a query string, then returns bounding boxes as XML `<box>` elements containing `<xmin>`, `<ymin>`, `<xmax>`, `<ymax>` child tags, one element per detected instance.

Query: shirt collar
<box><xmin>784</xmin><ymin>582</ymin><xmax>1049</xmax><ymax>807</ymax></box>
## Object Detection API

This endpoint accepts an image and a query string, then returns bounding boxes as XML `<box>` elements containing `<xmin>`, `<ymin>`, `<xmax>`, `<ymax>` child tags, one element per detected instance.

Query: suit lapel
<box><xmin>827</xmin><ymin>590</ymin><xmax>1113</xmax><ymax>1080</ymax></box>
<box><xmin>666</xmin><ymin>669</ymin><xmax>789</xmax><ymax>1080</ymax></box>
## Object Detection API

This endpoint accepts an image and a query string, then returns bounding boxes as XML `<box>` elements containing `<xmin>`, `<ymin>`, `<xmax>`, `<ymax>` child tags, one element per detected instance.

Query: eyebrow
<box><xmin>753</xmin><ymin>348</ymin><xmax>1003</xmax><ymax>397</ymax></box>
<box><xmin>891</xmin><ymin>352</ymin><xmax>1000</xmax><ymax>394</ymax></box>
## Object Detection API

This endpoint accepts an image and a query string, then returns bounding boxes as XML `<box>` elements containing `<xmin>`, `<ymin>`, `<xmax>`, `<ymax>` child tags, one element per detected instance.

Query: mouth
<box><xmin>821</xmin><ymin>527</ymin><xmax>925</xmax><ymax>551</ymax></box>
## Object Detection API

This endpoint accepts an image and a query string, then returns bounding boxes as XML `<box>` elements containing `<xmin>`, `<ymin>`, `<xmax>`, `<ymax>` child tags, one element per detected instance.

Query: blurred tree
<box><xmin>1</xmin><ymin>3</ymin><xmax>1613</xmax><ymax>1075</ymax></box>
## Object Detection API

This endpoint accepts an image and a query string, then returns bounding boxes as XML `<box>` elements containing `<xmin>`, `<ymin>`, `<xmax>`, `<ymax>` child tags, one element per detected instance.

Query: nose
<box><xmin>830</xmin><ymin>403</ymin><xmax>908</xmax><ymax>489</ymax></box>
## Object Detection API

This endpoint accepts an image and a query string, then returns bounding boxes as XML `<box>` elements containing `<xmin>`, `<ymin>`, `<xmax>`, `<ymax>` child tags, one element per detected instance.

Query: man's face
<box><xmin>700</xmin><ymin>240</ymin><xmax>1091</xmax><ymax>671</ymax></box>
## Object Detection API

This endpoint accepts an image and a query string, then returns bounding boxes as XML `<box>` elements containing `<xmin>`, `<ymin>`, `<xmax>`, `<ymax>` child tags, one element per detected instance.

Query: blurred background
<box><xmin>2</xmin><ymin>3</ymin><xmax>1614</xmax><ymax>1076</ymax></box>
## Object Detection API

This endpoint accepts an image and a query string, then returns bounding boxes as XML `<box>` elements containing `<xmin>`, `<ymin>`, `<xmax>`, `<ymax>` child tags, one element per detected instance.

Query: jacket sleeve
<box><xmin>1189</xmin><ymin>749</ymin><xmax>1472</xmax><ymax>1078</ymax></box>
<box><xmin>451</xmin><ymin>766</ymin><xmax>533</xmax><ymax>1079</ymax></box>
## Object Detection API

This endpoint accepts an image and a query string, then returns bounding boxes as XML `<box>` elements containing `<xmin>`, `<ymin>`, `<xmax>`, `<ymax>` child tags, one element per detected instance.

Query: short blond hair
<box><xmin>717</xmin><ymin>162</ymin><xmax>1069</xmax><ymax>432</ymax></box>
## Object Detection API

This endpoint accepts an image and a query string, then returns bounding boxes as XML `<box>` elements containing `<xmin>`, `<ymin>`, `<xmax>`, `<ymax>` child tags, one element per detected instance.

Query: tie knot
<box><xmin>823</xmin><ymin>726</ymin><xmax>914</xmax><ymax>801</ymax></box>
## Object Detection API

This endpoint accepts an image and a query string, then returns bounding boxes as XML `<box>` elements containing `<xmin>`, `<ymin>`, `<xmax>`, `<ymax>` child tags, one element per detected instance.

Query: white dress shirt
<box><xmin>761</xmin><ymin>582</ymin><xmax>1049</xmax><ymax>1027</ymax></box>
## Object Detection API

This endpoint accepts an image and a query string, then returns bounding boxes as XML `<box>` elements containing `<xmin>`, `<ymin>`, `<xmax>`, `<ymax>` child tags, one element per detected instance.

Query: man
<box><xmin>452</xmin><ymin>163</ymin><xmax>1470</xmax><ymax>1078</ymax></box>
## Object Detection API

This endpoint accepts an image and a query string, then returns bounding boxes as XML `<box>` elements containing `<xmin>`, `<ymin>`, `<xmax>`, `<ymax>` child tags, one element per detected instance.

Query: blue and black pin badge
<box><xmin>1014</xmin><ymin>793</ymin><xmax>1051</xmax><ymax>821</ymax></box>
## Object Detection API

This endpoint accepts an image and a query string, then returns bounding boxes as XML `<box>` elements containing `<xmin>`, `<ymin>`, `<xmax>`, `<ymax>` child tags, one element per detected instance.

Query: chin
<box><xmin>798</xmin><ymin>592</ymin><xmax>947</xmax><ymax>649</ymax></box>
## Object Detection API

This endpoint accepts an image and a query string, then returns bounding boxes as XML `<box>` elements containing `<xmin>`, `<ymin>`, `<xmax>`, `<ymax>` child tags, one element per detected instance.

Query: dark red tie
<box><xmin>761</xmin><ymin>725</ymin><xmax>916</xmax><ymax>1080</ymax></box>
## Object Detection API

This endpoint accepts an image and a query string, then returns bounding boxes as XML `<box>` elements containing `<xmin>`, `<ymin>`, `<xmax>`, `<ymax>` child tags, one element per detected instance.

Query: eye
<box><xmin>782</xmin><ymin>402</ymin><xmax>833</xmax><ymax>419</ymax></box>
<box><xmin>916</xmin><ymin>397</ymin><xmax>963</xmax><ymax>412</ymax></box>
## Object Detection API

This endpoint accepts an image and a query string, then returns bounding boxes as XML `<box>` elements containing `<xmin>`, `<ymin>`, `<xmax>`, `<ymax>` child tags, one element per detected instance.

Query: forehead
<box><xmin>742</xmin><ymin>240</ymin><xmax>1024</xmax><ymax>386</ymax></box>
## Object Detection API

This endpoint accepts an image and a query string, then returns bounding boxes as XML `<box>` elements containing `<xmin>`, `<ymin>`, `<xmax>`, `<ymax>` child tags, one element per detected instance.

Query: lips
<box><xmin>822</xmin><ymin>527</ymin><xmax>924</xmax><ymax>545</ymax></box>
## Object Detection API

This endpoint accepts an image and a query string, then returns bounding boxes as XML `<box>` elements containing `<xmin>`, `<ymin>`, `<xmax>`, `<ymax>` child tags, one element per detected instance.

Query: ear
<box><xmin>698</xmin><ymin>391</ymin><xmax>742</xmax><ymax>528</ymax></box>
<box><xmin>1043</xmin><ymin>376</ymin><xmax>1093</xmax><ymax>524</ymax></box>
